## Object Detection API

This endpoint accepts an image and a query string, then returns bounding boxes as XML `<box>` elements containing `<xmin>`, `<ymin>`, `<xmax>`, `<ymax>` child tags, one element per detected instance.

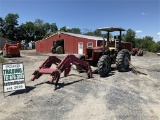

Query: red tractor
<box><xmin>77</xmin><ymin>27</ymin><xmax>132</xmax><ymax>77</ymax></box>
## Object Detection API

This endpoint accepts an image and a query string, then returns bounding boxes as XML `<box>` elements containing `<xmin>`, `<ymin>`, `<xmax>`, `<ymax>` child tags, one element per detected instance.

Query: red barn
<box><xmin>36</xmin><ymin>32</ymin><xmax>105</xmax><ymax>54</ymax></box>
<box><xmin>36</xmin><ymin>32</ymin><xmax>132</xmax><ymax>54</ymax></box>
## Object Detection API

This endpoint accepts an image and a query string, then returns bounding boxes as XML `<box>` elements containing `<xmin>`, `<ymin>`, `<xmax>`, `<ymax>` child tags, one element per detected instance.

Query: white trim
<box><xmin>87</xmin><ymin>42</ymin><xmax>93</xmax><ymax>48</ymax></box>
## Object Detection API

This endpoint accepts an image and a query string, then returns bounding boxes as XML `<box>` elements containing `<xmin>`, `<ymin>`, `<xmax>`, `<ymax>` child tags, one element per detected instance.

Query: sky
<box><xmin>0</xmin><ymin>0</ymin><xmax>160</xmax><ymax>41</ymax></box>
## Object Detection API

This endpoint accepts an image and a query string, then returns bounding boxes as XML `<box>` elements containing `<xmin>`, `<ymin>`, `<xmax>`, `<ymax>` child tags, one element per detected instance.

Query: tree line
<box><xmin>0</xmin><ymin>13</ymin><xmax>160</xmax><ymax>52</ymax></box>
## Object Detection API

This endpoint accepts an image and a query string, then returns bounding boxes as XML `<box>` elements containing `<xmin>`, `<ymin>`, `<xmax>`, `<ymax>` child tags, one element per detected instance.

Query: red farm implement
<box><xmin>31</xmin><ymin>55</ymin><xmax>93</xmax><ymax>89</ymax></box>
<box><xmin>2</xmin><ymin>42</ymin><xmax>20</xmax><ymax>57</ymax></box>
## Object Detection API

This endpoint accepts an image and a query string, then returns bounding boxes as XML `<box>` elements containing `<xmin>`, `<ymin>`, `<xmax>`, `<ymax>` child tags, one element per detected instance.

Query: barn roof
<box><xmin>45</xmin><ymin>32</ymin><xmax>106</xmax><ymax>41</ymax></box>
<box><xmin>60</xmin><ymin>32</ymin><xmax>106</xmax><ymax>41</ymax></box>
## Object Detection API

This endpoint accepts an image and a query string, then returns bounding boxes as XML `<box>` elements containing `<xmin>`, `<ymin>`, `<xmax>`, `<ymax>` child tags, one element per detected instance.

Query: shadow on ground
<box><xmin>34</xmin><ymin>78</ymin><xmax>84</xmax><ymax>90</ymax></box>
<box><xmin>8</xmin><ymin>86</ymin><xmax>35</xmax><ymax>96</ymax></box>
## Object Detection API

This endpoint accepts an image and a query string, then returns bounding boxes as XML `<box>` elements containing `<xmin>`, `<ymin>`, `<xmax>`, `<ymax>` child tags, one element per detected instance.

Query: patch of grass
<box><xmin>0</xmin><ymin>57</ymin><xmax>6</xmax><ymax>63</ymax></box>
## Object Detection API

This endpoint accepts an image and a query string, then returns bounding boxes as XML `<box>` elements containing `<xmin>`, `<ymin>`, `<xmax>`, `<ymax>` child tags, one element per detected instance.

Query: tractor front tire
<box><xmin>56</xmin><ymin>46</ymin><xmax>63</xmax><ymax>54</ymax></box>
<box><xmin>97</xmin><ymin>55</ymin><xmax>111</xmax><ymax>77</ymax></box>
<box><xmin>116</xmin><ymin>49</ymin><xmax>130</xmax><ymax>72</ymax></box>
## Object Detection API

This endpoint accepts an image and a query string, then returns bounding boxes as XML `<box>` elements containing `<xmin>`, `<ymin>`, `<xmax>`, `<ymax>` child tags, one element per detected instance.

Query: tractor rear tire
<box><xmin>56</xmin><ymin>46</ymin><xmax>63</xmax><ymax>54</ymax></box>
<box><xmin>116</xmin><ymin>49</ymin><xmax>130</xmax><ymax>72</ymax></box>
<box><xmin>97</xmin><ymin>55</ymin><xmax>111</xmax><ymax>77</ymax></box>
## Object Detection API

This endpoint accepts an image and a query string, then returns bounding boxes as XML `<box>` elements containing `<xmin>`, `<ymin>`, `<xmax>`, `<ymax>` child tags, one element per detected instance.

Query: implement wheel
<box><xmin>116</xmin><ymin>49</ymin><xmax>130</xmax><ymax>72</ymax></box>
<box><xmin>97</xmin><ymin>55</ymin><xmax>111</xmax><ymax>77</ymax></box>
<box><xmin>56</xmin><ymin>46</ymin><xmax>63</xmax><ymax>54</ymax></box>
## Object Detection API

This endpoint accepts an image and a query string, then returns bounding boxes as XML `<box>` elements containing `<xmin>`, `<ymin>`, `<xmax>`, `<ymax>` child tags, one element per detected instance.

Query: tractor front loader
<box><xmin>31</xmin><ymin>55</ymin><xmax>93</xmax><ymax>89</ymax></box>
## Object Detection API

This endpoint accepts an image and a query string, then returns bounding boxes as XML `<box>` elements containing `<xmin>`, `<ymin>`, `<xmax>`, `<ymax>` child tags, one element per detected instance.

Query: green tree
<box><xmin>142</xmin><ymin>36</ymin><xmax>154</xmax><ymax>52</ymax></box>
<box><xmin>103</xmin><ymin>33</ymin><xmax>113</xmax><ymax>40</ymax></box>
<box><xmin>84</xmin><ymin>30</ymin><xmax>94</xmax><ymax>36</ymax></box>
<box><xmin>42</xmin><ymin>23</ymin><xmax>53</xmax><ymax>39</ymax></box>
<box><xmin>124</xmin><ymin>29</ymin><xmax>136</xmax><ymax>47</ymax></box>
<box><xmin>34</xmin><ymin>19</ymin><xmax>57</xmax><ymax>40</ymax></box>
<box><xmin>19</xmin><ymin>22</ymin><xmax>36</xmax><ymax>43</ymax></box>
<box><xmin>43</xmin><ymin>22</ymin><xmax>50</xmax><ymax>33</ymax></box>
<box><xmin>34</xmin><ymin>19</ymin><xmax>44</xmax><ymax>27</ymax></box>
<box><xmin>4</xmin><ymin>13</ymin><xmax>19</xmax><ymax>40</ymax></box>
<box><xmin>157</xmin><ymin>41</ymin><xmax>160</xmax><ymax>52</ymax></box>
<box><xmin>150</xmin><ymin>43</ymin><xmax>159</xmax><ymax>52</ymax></box>
<box><xmin>34</xmin><ymin>19</ymin><xmax>45</xmax><ymax>40</ymax></box>
<box><xmin>34</xmin><ymin>20</ymin><xmax>58</xmax><ymax>40</ymax></box>
<box><xmin>67</xmin><ymin>28</ymin><xmax>81</xmax><ymax>34</ymax></box>
<box><xmin>59</xmin><ymin>26</ymin><xmax>81</xmax><ymax>34</ymax></box>
<box><xmin>60</xmin><ymin>26</ymin><xmax>67</xmax><ymax>32</ymax></box>
<box><xmin>84</xmin><ymin>29</ymin><xmax>112</xmax><ymax>39</ymax></box>
<box><xmin>93</xmin><ymin>29</ymin><xmax>101</xmax><ymax>37</ymax></box>
<box><xmin>82</xmin><ymin>29</ymin><xmax>91</xmax><ymax>34</ymax></box>
<box><xmin>50</xmin><ymin>23</ymin><xmax>58</xmax><ymax>33</ymax></box>
<box><xmin>84</xmin><ymin>29</ymin><xmax>102</xmax><ymax>36</ymax></box>
<box><xmin>134</xmin><ymin>38</ymin><xmax>143</xmax><ymax>48</ymax></box>
<box><xmin>0</xmin><ymin>17</ymin><xmax>5</xmax><ymax>37</ymax></box>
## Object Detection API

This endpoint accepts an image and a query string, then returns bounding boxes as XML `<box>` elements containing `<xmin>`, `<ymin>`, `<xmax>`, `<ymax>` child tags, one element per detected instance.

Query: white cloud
<box><xmin>141</xmin><ymin>12</ymin><xmax>147</xmax><ymax>15</ymax></box>
<box><xmin>66</xmin><ymin>26</ymin><xmax>70</xmax><ymax>29</ymax></box>
<box><xmin>136</xmin><ymin>30</ymin><xmax>143</xmax><ymax>33</ymax></box>
<box><xmin>157</xmin><ymin>32</ymin><xmax>160</xmax><ymax>38</ymax></box>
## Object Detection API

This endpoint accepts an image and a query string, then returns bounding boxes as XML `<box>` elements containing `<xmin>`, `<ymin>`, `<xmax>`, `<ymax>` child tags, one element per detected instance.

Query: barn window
<box><xmin>87</xmin><ymin>42</ymin><xmax>93</xmax><ymax>48</ymax></box>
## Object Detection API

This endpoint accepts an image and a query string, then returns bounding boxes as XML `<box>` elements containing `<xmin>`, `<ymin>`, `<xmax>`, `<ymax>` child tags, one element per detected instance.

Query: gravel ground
<box><xmin>0</xmin><ymin>50</ymin><xmax>160</xmax><ymax>120</ymax></box>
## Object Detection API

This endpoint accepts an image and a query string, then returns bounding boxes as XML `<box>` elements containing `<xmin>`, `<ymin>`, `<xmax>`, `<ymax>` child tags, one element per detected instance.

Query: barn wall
<box><xmin>78</xmin><ymin>37</ymin><xmax>96</xmax><ymax>54</ymax></box>
<box><xmin>60</xmin><ymin>34</ymin><xmax>76</xmax><ymax>54</ymax></box>
<box><xmin>36</xmin><ymin>33</ymin><xmax>99</xmax><ymax>54</ymax></box>
<box><xmin>36</xmin><ymin>34</ymin><xmax>59</xmax><ymax>53</ymax></box>
<box><xmin>60</xmin><ymin>33</ymin><xmax>97</xmax><ymax>54</ymax></box>
<box><xmin>97</xmin><ymin>40</ymin><xmax>105</xmax><ymax>47</ymax></box>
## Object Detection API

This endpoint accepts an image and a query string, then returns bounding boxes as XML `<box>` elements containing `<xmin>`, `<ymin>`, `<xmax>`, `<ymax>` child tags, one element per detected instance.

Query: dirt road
<box><xmin>0</xmin><ymin>50</ymin><xmax>160</xmax><ymax>120</ymax></box>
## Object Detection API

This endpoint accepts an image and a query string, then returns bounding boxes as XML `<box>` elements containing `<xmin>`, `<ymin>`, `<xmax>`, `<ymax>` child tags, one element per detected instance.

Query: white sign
<box><xmin>2</xmin><ymin>63</ymin><xmax>26</xmax><ymax>92</ymax></box>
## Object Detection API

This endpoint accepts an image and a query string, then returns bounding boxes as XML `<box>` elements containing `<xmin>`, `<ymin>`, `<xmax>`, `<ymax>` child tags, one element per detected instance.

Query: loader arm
<box><xmin>31</xmin><ymin>55</ymin><xmax>92</xmax><ymax>89</ymax></box>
